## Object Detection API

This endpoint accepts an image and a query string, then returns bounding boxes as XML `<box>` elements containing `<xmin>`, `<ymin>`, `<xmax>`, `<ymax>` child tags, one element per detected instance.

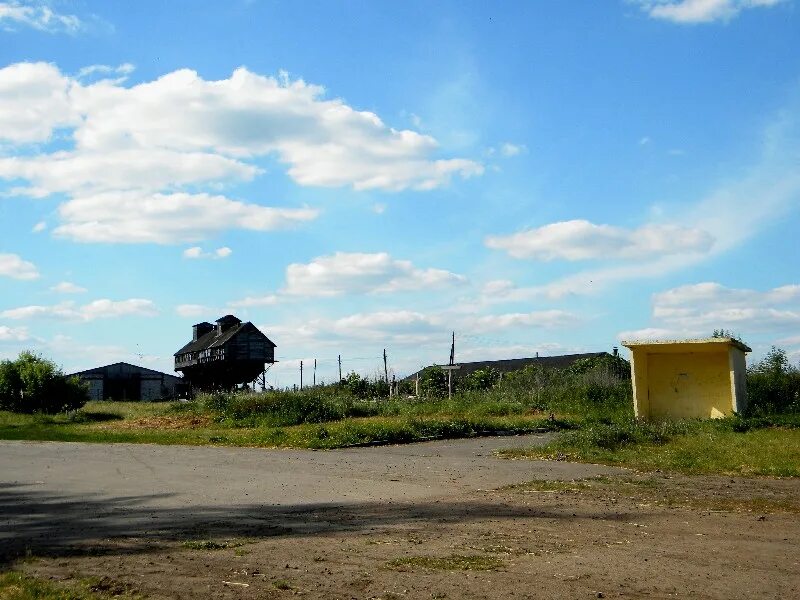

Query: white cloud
<box><xmin>620</xmin><ymin>282</ymin><xmax>800</xmax><ymax>341</ymax></box>
<box><xmin>0</xmin><ymin>1</ymin><xmax>82</xmax><ymax>34</ymax></box>
<box><xmin>0</xmin><ymin>62</ymin><xmax>481</xmax><ymax>243</ymax></box>
<box><xmin>50</xmin><ymin>281</ymin><xmax>87</xmax><ymax>294</ymax></box>
<box><xmin>0</xmin><ymin>324</ymin><xmax>28</xmax><ymax>341</ymax></box>
<box><xmin>455</xmin><ymin>342</ymin><xmax>572</xmax><ymax>363</ymax></box>
<box><xmin>175</xmin><ymin>304</ymin><xmax>212</xmax><ymax>318</ymax></box>
<box><xmin>473</xmin><ymin>310</ymin><xmax>578</xmax><ymax>332</ymax></box>
<box><xmin>77</xmin><ymin>63</ymin><xmax>135</xmax><ymax>80</ymax></box>
<box><xmin>54</xmin><ymin>191</ymin><xmax>318</xmax><ymax>243</ymax></box>
<box><xmin>489</xmin><ymin>103</ymin><xmax>800</xmax><ymax>299</ymax></box>
<box><xmin>228</xmin><ymin>295</ymin><xmax>280</xmax><ymax>308</ymax></box>
<box><xmin>0</xmin><ymin>62</ymin><xmax>77</xmax><ymax>144</ymax></box>
<box><xmin>635</xmin><ymin>0</ymin><xmax>784</xmax><ymax>24</ymax></box>
<box><xmin>32</xmin><ymin>221</ymin><xmax>46</xmax><ymax>233</ymax></box>
<box><xmin>500</xmin><ymin>142</ymin><xmax>526</xmax><ymax>157</ymax></box>
<box><xmin>283</xmin><ymin>252</ymin><xmax>466</xmax><ymax>296</ymax></box>
<box><xmin>183</xmin><ymin>245</ymin><xmax>234</xmax><ymax>259</ymax></box>
<box><xmin>371</xmin><ymin>202</ymin><xmax>387</xmax><ymax>214</ymax></box>
<box><xmin>1</xmin><ymin>298</ymin><xmax>158</xmax><ymax>321</ymax></box>
<box><xmin>264</xmin><ymin>310</ymin><xmax>444</xmax><ymax>348</ymax></box>
<box><xmin>0</xmin><ymin>253</ymin><xmax>39</xmax><ymax>280</ymax></box>
<box><xmin>486</xmin><ymin>219</ymin><xmax>714</xmax><ymax>261</ymax></box>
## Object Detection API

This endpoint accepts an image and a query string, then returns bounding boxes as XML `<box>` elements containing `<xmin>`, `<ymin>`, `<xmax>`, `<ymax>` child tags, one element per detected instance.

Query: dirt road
<box><xmin>2</xmin><ymin>438</ymin><xmax>798</xmax><ymax>599</ymax></box>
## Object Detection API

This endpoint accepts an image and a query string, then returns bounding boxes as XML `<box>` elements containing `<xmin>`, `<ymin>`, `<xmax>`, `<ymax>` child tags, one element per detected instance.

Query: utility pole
<box><xmin>442</xmin><ymin>331</ymin><xmax>460</xmax><ymax>400</ymax></box>
<box><xmin>300</xmin><ymin>360</ymin><xmax>303</xmax><ymax>390</ymax></box>
<box><xmin>383</xmin><ymin>348</ymin><xmax>389</xmax><ymax>384</ymax></box>
<box><xmin>338</xmin><ymin>354</ymin><xmax>342</xmax><ymax>382</ymax></box>
<box><xmin>313</xmin><ymin>359</ymin><xmax>317</xmax><ymax>387</ymax></box>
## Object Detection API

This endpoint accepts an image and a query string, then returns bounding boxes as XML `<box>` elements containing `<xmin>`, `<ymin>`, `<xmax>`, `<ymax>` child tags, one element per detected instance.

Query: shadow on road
<box><xmin>0</xmin><ymin>482</ymin><xmax>638</xmax><ymax>568</ymax></box>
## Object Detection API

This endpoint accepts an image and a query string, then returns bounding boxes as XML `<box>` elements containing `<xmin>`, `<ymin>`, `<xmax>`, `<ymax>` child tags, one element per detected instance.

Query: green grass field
<box><xmin>0</xmin><ymin>400</ymin><xmax>570</xmax><ymax>449</ymax></box>
<box><xmin>2</xmin><ymin>353</ymin><xmax>798</xmax><ymax>478</ymax></box>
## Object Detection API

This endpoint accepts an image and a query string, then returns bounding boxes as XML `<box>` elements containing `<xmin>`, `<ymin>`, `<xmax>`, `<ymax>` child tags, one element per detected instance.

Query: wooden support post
<box><xmin>338</xmin><ymin>354</ymin><xmax>342</xmax><ymax>382</ymax></box>
<box><xmin>300</xmin><ymin>360</ymin><xmax>303</xmax><ymax>390</ymax></box>
<box><xmin>313</xmin><ymin>359</ymin><xmax>317</xmax><ymax>387</ymax></box>
<box><xmin>383</xmin><ymin>349</ymin><xmax>389</xmax><ymax>384</ymax></box>
<box><xmin>415</xmin><ymin>373</ymin><xmax>420</xmax><ymax>397</ymax></box>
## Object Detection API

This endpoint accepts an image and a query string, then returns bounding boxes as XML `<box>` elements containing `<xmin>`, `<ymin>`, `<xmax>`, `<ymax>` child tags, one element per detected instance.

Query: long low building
<box><xmin>70</xmin><ymin>362</ymin><xmax>185</xmax><ymax>401</ymax></box>
<box><xmin>402</xmin><ymin>352</ymin><xmax>614</xmax><ymax>381</ymax></box>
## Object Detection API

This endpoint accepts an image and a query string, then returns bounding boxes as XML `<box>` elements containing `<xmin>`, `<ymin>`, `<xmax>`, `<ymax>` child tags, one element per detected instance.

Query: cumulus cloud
<box><xmin>0</xmin><ymin>62</ymin><xmax>481</xmax><ymax>243</ymax></box>
<box><xmin>228</xmin><ymin>295</ymin><xmax>280</xmax><ymax>308</ymax></box>
<box><xmin>500</xmin><ymin>143</ymin><xmax>526</xmax><ymax>157</ymax></box>
<box><xmin>50</xmin><ymin>281</ymin><xmax>87</xmax><ymax>294</ymax></box>
<box><xmin>53</xmin><ymin>191</ymin><xmax>317</xmax><ymax>243</ymax></box>
<box><xmin>619</xmin><ymin>282</ymin><xmax>800</xmax><ymax>341</ymax></box>
<box><xmin>283</xmin><ymin>252</ymin><xmax>466</xmax><ymax>296</ymax></box>
<box><xmin>473</xmin><ymin>310</ymin><xmax>578</xmax><ymax>332</ymax></box>
<box><xmin>486</xmin><ymin>219</ymin><xmax>714</xmax><ymax>261</ymax></box>
<box><xmin>0</xmin><ymin>324</ymin><xmax>28</xmax><ymax>341</ymax></box>
<box><xmin>0</xmin><ymin>253</ymin><xmax>39</xmax><ymax>280</ymax></box>
<box><xmin>1</xmin><ymin>298</ymin><xmax>158</xmax><ymax>321</ymax></box>
<box><xmin>175</xmin><ymin>304</ymin><xmax>212</xmax><ymax>318</ymax></box>
<box><xmin>183</xmin><ymin>245</ymin><xmax>233</xmax><ymax>259</ymax></box>
<box><xmin>0</xmin><ymin>62</ymin><xmax>77</xmax><ymax>144</ymax></box>
<box><xmin>635</xmin><ymin>0</ymin><xmax>784</xmax><ymax>24</ymax></box>
<box><xmin>31</xmin><ymin>221</ymin><xmax>46</xmax><ymax>233</ymax></box>
<box><xmin>0</xmin><ymin>1</ymin><xmax>82</xmax><ymax>33</ymax></box>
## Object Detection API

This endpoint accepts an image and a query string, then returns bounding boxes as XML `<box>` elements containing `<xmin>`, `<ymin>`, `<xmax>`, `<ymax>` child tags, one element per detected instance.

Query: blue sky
<box><xmin>1</xmin><ymin>0</ymin><xmax>798</xmax><ymax>387</ymax></box>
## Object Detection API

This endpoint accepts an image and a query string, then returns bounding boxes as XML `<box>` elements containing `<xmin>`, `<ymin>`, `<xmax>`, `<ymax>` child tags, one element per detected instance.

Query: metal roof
<box><xmin>174</xmin><ymin>320</ymin><xmax>276</xmax><ymax>356</ymax></box>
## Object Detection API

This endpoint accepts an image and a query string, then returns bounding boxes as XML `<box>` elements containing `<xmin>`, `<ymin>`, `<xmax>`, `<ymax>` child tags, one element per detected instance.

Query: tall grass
<box><xmin>189</xmin><ymin>355</ymin><xmax>634</xmax><ymax>429</ymax></box>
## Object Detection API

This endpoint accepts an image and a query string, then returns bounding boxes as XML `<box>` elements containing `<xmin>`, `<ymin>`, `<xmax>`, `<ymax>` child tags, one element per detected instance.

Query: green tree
<box><xmin>0</xmin><ymin>351</ymin><xmax>89</xmax><ymax>413</ymax></box>
<box><xmin>746</xmin><ymin>347</ymin><xmax>800</xmax><ymax>414</ymax></box>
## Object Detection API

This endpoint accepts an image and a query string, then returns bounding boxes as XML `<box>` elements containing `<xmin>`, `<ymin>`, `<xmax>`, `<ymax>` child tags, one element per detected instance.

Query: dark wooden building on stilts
<box><xmin>174</xmin><ymin>315</ymin><xmax>276</xmax><ymax>391</ymax></box>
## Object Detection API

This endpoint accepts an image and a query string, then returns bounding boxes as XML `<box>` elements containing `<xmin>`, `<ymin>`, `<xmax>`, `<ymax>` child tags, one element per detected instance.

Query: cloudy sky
<box><xmin>1</xmin><ymin>0</ymin><xmax>799</xmax><ymax>386</ymax></box>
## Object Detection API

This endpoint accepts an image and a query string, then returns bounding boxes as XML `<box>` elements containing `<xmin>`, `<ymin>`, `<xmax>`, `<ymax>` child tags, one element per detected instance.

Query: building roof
<box><xmin>622</xmin><ymin>337</ymin><xmax>751</xmax><ymax>353</ymax></box>
<box><xmin>402</xmin><ymin>352</ymin><xmax>609</xmax><ymax>381</ymax></box>
<box><xmin>70</xmin><ymin>362</ymin><xmax>183</xmax><ymax>380</ymax></box>
<box><xmin>174</xmin><ymin>320</ymin><xmax>276</xmax><ymax>356</ymax></box>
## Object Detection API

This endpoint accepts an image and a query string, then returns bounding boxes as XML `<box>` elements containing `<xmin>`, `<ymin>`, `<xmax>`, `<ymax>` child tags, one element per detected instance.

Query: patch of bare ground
<box><xmin>104</xmin><ymin>415</ymin><xmax>213</xmax><ymax>430</ymax></box>
<box><xmin>16</xmin><ymin>474</ymin><xmax>799</xmax><ymax>599</ymax></box>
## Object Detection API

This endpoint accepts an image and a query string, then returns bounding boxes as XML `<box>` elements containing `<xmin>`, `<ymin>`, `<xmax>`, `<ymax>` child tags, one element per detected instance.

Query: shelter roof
<box><xmin>621</xmin><ymin>337</ymin><xmax>751</xmax><ymax>353</ymax></box>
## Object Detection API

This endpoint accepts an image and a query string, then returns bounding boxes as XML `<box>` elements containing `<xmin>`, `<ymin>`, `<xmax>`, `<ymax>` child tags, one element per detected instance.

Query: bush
<box><xmin>419</xmin><ymin>365</ymin><xmax>448</xmax><ymax>398</ymax></box>
<box><xmin>0</xmin><ymin>351</ymin><xmax>89</xmax><ymax>414</ymax></box>
<box><xmin>339</xmin><ymin>372</ymin><xmax>389</xmax><ymax>399</ymax></box>
<box><xmin>746</xmin><ymin>347</ymin><xmax>800</xmax><ymax>414</ymax></box>
<box><xmin>460</xmin><ymin>367</ymin><xmax>500</xmax><ymax>392</ymax></box>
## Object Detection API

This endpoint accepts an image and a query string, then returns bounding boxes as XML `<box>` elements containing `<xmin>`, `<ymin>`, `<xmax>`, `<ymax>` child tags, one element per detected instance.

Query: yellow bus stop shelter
<box><xmin>622</xmin><ymin>338</ymin><xmax>751</xmax><ymax>420</ymax></box>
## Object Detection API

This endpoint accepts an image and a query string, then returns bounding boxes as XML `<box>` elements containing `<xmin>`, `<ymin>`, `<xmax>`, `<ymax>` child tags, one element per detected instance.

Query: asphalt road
<box><xmin>0</xmin><ymin>436</ymin><xmax>620</xmax><ymax>563</ymax></box>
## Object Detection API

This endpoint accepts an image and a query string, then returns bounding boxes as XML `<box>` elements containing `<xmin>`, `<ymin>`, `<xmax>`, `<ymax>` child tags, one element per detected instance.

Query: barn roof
<box><xmin>70</xmin><ymin>362</ymin><xmax>183</xmax><ymax>380</ymax></box>
<box><xmin>402</xmin><ymin>352</ymin><xmax>610</xmax><ymax>381</ymax></box>
<box><xmin>174</xmin><ymin>320</ymin><xmax>276</xmax><ymax>356</ymax></box>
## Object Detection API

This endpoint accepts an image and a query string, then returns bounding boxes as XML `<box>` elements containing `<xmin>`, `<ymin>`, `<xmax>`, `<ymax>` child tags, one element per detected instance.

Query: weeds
<box><xmin>386</xmin><ymin>554</ymin><xmax>504</xmax><ymax>571</ymax></box>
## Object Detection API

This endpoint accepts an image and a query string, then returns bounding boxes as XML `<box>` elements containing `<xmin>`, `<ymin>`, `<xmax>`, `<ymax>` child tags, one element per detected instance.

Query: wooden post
<box><xmin>415</xmin><ymin>373</ymin><xmax>420</xmax><ymax>397</ymax></box>
<box><xmin>383</xmin><ymin>349</ymin><xmax>388</xmax><ymax>384</ymax></box>
<box><xmin>391</xmin><ymin>374</ymin><xmax>396</xmax><ymax>397</ymax></box>
<box><xmin>448</xmin><ymin>369</ymin><xmax>452</xmax><ymax>400</ymax></box>
<box><xmin>338</xmin><ymin>354</ymin><xmax>342</xmax><ymax>382</ymax></box>
<box><xmin>313</xmin><ymin>359</ymin><xmax>316</xmax><ymax>387</ymax></box>
<box><xmin>300</xmin><ymin>360</ymin><xmax>303</xmax><ymax>390</ymax></box>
